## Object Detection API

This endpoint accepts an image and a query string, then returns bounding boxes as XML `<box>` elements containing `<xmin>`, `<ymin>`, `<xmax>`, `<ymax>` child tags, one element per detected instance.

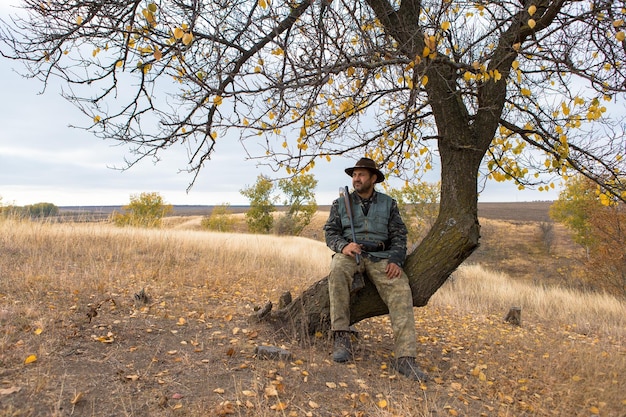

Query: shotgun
<box><xmin>340</xmin><ymin>186</ymin><xmax>365</xmax><ymax>293</ymax></box>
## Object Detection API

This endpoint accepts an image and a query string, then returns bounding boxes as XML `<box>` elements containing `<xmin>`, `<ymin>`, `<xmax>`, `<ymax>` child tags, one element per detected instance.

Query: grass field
<box><xmin>1</xmin><ymin>208</ymin><xmax>625</xmax><ymax>416</ymax></box>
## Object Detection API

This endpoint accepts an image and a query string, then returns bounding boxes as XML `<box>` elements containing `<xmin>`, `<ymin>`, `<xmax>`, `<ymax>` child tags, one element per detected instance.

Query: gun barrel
<box><xmin>341</xmin><ymin>186</ymin><xmax>361</xmax><ymax>265</ymax></box>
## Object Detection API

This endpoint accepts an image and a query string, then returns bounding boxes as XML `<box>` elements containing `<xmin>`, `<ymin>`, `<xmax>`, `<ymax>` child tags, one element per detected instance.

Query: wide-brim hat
<box><xmin>344</xmin><ymin>157</ymin><xmax>385</xmax><ymax>183</ymax></box>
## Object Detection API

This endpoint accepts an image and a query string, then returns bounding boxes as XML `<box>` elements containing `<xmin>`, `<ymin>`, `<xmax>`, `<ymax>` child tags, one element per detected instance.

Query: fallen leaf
<box><xmin>242</xmin><ymin>390</ymin><xmax>256</xmax><ymax>397</ymax></box>
<box><xmin>308</xmin><ymin>400</ymin><xmax>319</xmax><ymax>409</ymax></box>
<box><xmin>172</xmin><ymin>393</ymin><xmax>184</xmax><ymax>399</ymax></box>
<box><xmin>377</xmin><ymin>399</ymin><xmax>388</xmax><ymax>408</ymax></box>
<box><xmin>325</xmin><ymin>382</ymin><xmax>337</xmax><ymax>389</ymax></box>
<box><xmin>126</xmin><ymin>375</ymin><xmax>139</xmax><ymax>381</ymax></box>
<box><xmin>213</xmin><ymin>388</ymin><xmax>225</xmax><ymax>394</ymax></box>
<box><xmin>214</xmin><ymin>402</ymin><xmax>235</xmax><ymax>415</ymax></box>
<box><xmin>270</xmin><ymin>401</ymin><xmax>288</xmax><ymax>411</ymax></box>
<box><xmin>24</xmin><ymin>354</ymin><xmax>37</xmax><ymax>364</ymax></box>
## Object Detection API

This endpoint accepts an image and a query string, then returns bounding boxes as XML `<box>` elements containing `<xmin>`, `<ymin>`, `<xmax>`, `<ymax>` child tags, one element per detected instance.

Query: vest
<box><xmin>337</xmin><ymin>191</ymin><xmax>393</xmax><ymax>259</ymax></box>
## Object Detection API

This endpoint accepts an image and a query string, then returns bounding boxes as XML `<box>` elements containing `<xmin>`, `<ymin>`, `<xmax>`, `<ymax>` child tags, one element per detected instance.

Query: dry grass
<box><xmin>1</xmin><ymin>217</ymin><xmax>625</xmax><ymax>417</ymax></box>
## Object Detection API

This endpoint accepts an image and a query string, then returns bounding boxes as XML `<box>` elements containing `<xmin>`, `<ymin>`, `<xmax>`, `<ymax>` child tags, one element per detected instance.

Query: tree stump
<box><xmin>504</xmin><ymin>306</ymin><xmax>521</xmax><ymax>326</ymax></box>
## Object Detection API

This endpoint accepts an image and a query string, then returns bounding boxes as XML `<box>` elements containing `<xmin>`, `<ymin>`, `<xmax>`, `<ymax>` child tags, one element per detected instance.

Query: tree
<box><xmin>550</xmin><ymin>174</ymin><xmax>626</xmax><ymax>296</ymax></box>
<box><xmin>549</xmin><ymin>175</ymin><xmax>598</xmax><ymax>255</ymax></box>
<box><xmin>388</xmin><ymin>181</ymin><xmax>440</xmax><ymax>249</ymax></box>
<box><xmin>2</xmin><ymin>1</ymin><xmax>625</xmax><ymax>334</ymax></box>
<box><xmin>241</xmin><ymin>175</ymin><xmax>275</xmax><ymax>234</ymax></box>
<box><xmin>26</xmin><ymin>202</ymin><xmax>59</xmax><ymax>218</ymax></box>
<box><xmin>275</xmin><ymin>173</ymin><xmax>318</xmax><ymax>236</ymax></box>
<box><xmin>111</xmin><ymin>192</ymin><xmax>172</xmax><ymax>228</ymax></box>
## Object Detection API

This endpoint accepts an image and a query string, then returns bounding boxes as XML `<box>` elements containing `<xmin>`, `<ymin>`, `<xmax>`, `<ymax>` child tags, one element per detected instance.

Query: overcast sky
<box><xmin>0</xmin><ymin>1</ymin><xmax>560</xmax><ymax>207</ymax></box>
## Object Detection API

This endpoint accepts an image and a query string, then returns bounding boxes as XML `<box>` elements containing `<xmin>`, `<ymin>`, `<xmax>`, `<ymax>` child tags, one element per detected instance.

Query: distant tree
<box><xmin>111</xmin><ymin>192</ymin><xmax>172</xmax><ymax>228</ymax></box>
<box><xmin>25</xmin><ymin>202</ymin><xmax>59</xmax><ymax>218</ymax></box>
<box><xmin>201</xmin><ymin>203</ymin><xmax>236</xmax><ymax>232</ymax></box>
<box><xmin>388</xmin><ymin>181</ymin><xmax>440</xmax><ymax>249</ymax></box>
<box><xmin>0</xmin><ymin>202</ymin><xmax>58</xmax><ymax>218</ymax></box>
<box><xmin>550</xmin><ymin>174</ymin><xmax>626</xmax><ymax>296</ymax></box>
<box><xmin>550</xmin><ymin>175</ymin><xmax>598</xmax><ymax>256</ymax></box>
<box><xmin>240</xmin><ymin>175</ymin><xmax>275</xmax><ymax>234</ymax></box>
<box><xmin>275</xmin><ymin>174</ymin><xmax>318</xmax><ymax>236</ymax></box>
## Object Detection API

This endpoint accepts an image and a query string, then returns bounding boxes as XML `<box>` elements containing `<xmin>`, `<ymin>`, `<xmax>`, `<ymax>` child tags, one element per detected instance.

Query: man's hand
<box><xmin>341</xmin><ymin>242</ymin><xmax>362</xmax><ymax>258</ymax></box>
<box><xmin>386</xmin><ymin>262</ymin><xmax>402</xmax><ymax>279</ymax></box>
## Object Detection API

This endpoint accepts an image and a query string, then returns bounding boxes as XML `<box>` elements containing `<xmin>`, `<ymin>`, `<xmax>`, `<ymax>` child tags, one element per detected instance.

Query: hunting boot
<box><xmin>393</xmin><ymin>357</ymin><xmax>428</xmax><ymax>382</ymax></box>
<box><xmin>332</xmin><ymin>331</ymin><xmax>352</xmax><ymax>363</ymax></box>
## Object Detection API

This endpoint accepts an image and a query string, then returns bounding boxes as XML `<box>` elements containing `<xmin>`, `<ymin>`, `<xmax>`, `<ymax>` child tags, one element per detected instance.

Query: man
<box><xmin>323</xmin><ymin>157</ymin><xmax>428</xmax><ymax>381</ymax></box>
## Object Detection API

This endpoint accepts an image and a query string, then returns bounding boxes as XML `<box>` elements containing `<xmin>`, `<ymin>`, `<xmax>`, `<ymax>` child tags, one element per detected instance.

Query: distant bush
<box><xmin>111</xmin><ymin>192</ymin><xmax>172</xmax><ymax>228</ymax></box>
<box><xmin>201</xmin><ymin>204</ymin><xmax>235</xmax><ymax>232</ymax></box>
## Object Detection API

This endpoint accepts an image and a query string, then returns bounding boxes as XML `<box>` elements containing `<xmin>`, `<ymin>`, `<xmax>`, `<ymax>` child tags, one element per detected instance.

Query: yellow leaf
<box><xmin>377</xmin><ymin>399</ymin><xmax>388</xmax><ymax>408</ymax></box>
<box><xmin>616</xmin><ymin>31</ymin><xmax>626</xmax><ymax>42</ymax></box>
<box><xmin>589</xmin><ymin>406</ymin><xmax>600</xmax><ymax>414</ymax></box>
<box><xmin>441</xmin><ymin>21</ymin><xmax>451</xmax><ymax>31</ymax></box>
<box><xmin>76</xmin><ymin>15</ymin><xmax>83</xmax><ymax>25</ymax></box>
<box><xmin>421</xmin><ymin>75</ymin><xmax>429</xmax><ymax>86</ymax></box>
<box><xmin>613</xmin><ymin>19</ymin><xmax>624</xmax><ymax>28</ymax></box>
<box><xmin>173</xmin><ymin>27</ymin><xmax>184</xmax><ymax>39</ymax></box>
<box><xmin>572</xmin><ymin>375</ymin><xmax>582</xmax><ymax>382</ymax></box>
<box><xmin>34</xmin><ymin>328</ymin><xmax>43</xmax><ymax>335</ymax></box>
<box><xmin>521</xmin><ymin>88</ymin><xmax>531</xmax><ymax>97</ymax></box>
<box><xmin>259</xmin><ymin>0</ymin><xmax>267</xmax><ymax>9</ymax></box>
<box><xmin>182</xmin><ymin>32</ymin><xmax>193</xmax><ymax>46</ymax></box>
<box><xmin>24</xmin><ymin>354</ymin><xmax>37</xmax><ymax>364</ymax></box>
<box><xmin>599</xmin><ymin>194</ymin><xmax>611</xmax><ymax>206</ymax></box>
<box><xmin>528</xmin><ymin>5</ymin><xmax>537</xmax><ymax>16</ymax></box>
<box><xmin>214</xmin><ymin>96</ymin><xmax>223</xmax><ymax>106</ymax></box>
<box><xmin>528</xmin><ymin>19</ymin><xmax>536</xmax><ymax>29</ymax></box>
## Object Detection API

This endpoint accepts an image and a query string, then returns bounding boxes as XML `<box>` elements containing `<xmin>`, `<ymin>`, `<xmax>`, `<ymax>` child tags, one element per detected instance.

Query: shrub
<box><xmin>201</xmin><ymin>204</ymin><xmax>235</xmax><ymax>232</ymax></box>
<box><xmin>111</xmin><ymin>192</ymin><xmax>172</xmax><ymax>228</ymax></box>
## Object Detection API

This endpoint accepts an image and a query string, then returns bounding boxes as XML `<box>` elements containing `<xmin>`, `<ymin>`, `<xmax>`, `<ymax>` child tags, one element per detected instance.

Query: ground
<box><xmin>1</xmin><ymin>202</ymin><xmax>624</xmax><ymax>416</ymax></box>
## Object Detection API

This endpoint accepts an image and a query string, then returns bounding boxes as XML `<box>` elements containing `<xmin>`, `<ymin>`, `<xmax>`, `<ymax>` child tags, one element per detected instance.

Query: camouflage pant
<box><xmin>328</xmin><ymin>253</ymin><xmax>417</xmax><ymax>358</ymax></box>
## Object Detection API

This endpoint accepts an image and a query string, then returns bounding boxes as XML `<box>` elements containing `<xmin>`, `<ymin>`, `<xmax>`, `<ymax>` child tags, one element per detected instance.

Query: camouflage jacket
<box><xmin>323</xmin><ymin>190</ymin><xmax>408</xmax><ymax>267</ymax></box>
